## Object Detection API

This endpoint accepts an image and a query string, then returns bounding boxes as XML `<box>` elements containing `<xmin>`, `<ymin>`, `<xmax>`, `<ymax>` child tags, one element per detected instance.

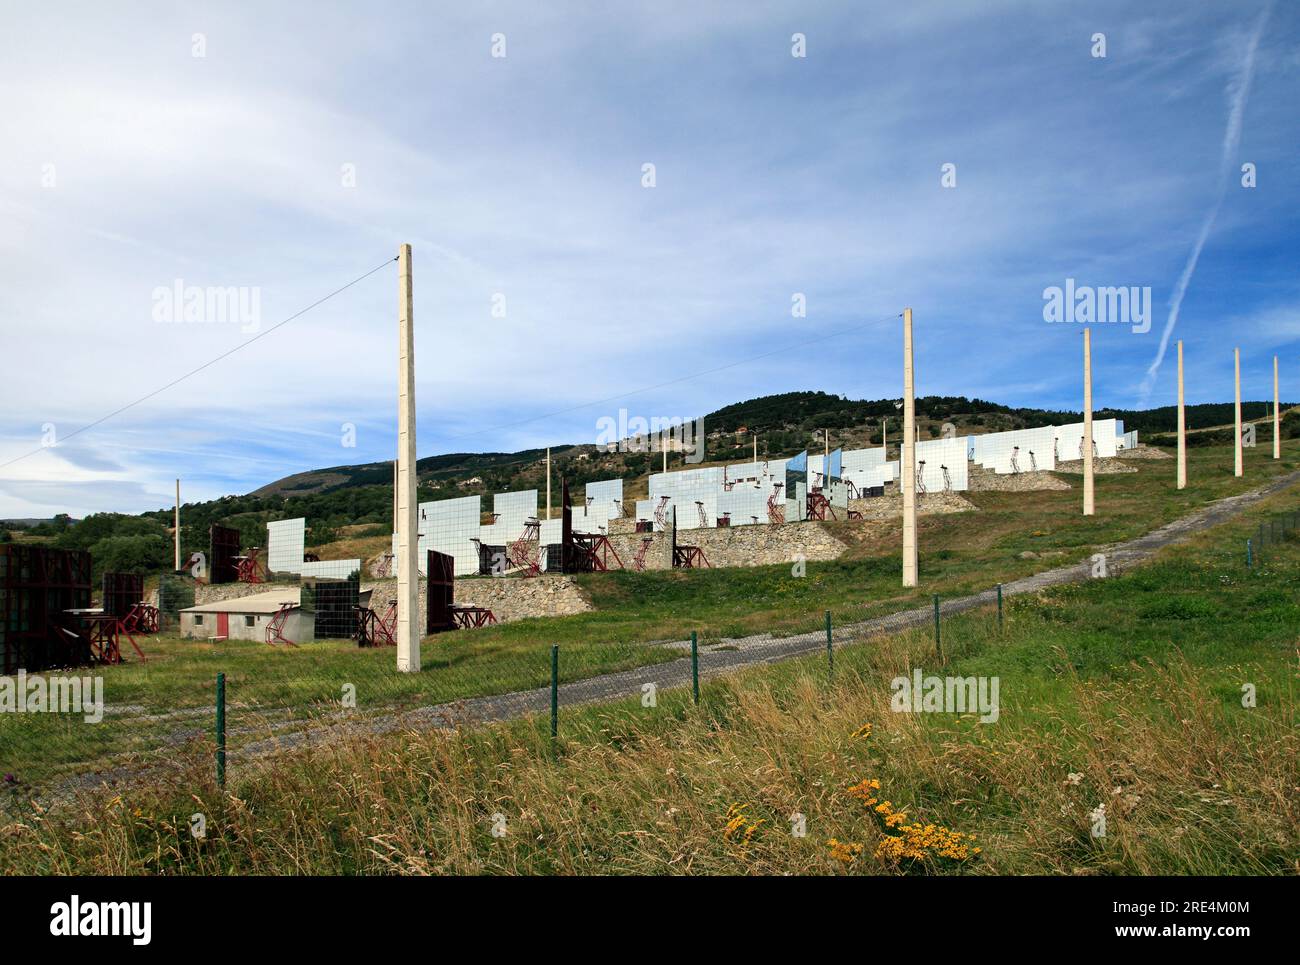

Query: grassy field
<box><xmin>1</xmin><ymin>469</ymin><xmax>1295</xmax><ymax>874</ymax></box>
<box><xmin>0</xmin><ymin>440</ymin><xmax>1295</xmax><ymax>792</ymax></box>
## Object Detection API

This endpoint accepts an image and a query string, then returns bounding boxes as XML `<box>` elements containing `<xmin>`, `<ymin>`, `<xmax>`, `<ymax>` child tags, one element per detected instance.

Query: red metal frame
<box><xmin>121</xmin><ymin>602</ymin><xmax>159</xmax><ymax>634</ymax></box>
<box><xmin>265</xmin><ymin>603</ymin><xmax>297</xmax><ymax>647</ymax></box>
<box><xmin>355</xmin><ymin>601</ymin><xmax>397</xmax><ymax>647</ymax></box>
<box><xmin>235</xmin><ymin>548</ymin><xmax>265</xmax><ymax>584</ymax></box>
<box><xmin>507</xmin><ymin>518</ymin><xmax>541</xmax><ymax>577</ymax></box>
<box><xmin>571</xmin><ymin>532</ymin><xmax>624</xmax><ymax>572</ymax></box>
<box><xmin>62</xmin><ymin>614</ymin><xmax>148</xmax><ymax>665</ymax></box>
<box><xmin>450</xmin><ymin>605</ymin><xmax>497</xmax><ymax>629</ymax></box>
<box><xmin>632</xmin><ymin>536</ymin><xmax>654</xmax><ymax>572</ymax></box>
<box><xmin>767</xmin><ymin>483</ymin><xmax>785</xmax><ymax>524</ymax></box>
<box><xmin>653</xmin><ymin>496</ymin><xmax>670</xmax><ymax>529</ymax></box>
<box><xmin>806</xmin><ymin>488</ymin><xmax>837</xmax><ymax>521</ymax></box>
<box><xmin>696</xmin><ymin>501</ymin><xmax>708</xmax><ymax>528</ymax></box>
<box><xmin>672</xmin><ymin>545</ymin><xmax>710</xmax><ymax>569</ymax></box>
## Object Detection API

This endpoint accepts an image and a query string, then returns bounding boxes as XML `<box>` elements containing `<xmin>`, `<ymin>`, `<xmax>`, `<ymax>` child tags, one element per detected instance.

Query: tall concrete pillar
<box><xmin>1234</xmin><ymin>347</ymin><xmax>1243</xmax><ymax>478</ymax></box>
<box><xmin>396</xmin><ymin>243</ymin><xmax>420</xmax><ymax>672</ymax></box>
<box><xmin>1083</xmin><ymin>328</ymin><xmax>1094</xmax><ymax>516</ymax></box>
<box><xmin>902</xmin><ymin>308</ymin><xmax>917</xmax><ymax>587</ymax></box>
<box><xmin>546</xmin><ymin>447</ymin><xmax>551</xmax><ymax>520</ymax></box>
<box><xmin>174</xmin><ymin>479</ymin><xmax>181</xmax><ymax>571</ymax></box>
<box><xmin>753</xmin><ymin>436</ymin><xmax>757</xmax><ymax>463</ymax></box>
<box><xmin>1273</xmin><ymin>356</ymin><xmax>1281</xmax><ymax>460</ymax></box>
<box><xmin>1176</xmin><ymin>341</ymin><xmax>1186</xmax><ymax>490</ymax></box>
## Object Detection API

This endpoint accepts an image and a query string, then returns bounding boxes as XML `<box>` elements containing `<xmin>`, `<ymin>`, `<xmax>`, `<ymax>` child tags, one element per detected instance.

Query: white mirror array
<box><xmin>372</xmin><ymin>419</ymin><xmax>1138</xmax><ymax>571</ymax></box>
<box><xmin>265</xmin><ymin>517</ymin><xmax>362</xmax><ymax>579</ymax></box>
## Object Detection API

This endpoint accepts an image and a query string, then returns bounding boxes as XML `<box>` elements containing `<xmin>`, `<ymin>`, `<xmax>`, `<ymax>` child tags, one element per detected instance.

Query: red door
<box><xmin>216</xmin><ymin>612</ymin><xmax>229</xmax><ymax>639</ymax></box>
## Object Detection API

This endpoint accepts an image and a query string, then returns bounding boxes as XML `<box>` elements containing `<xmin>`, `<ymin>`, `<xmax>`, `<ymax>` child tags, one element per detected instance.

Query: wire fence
<box><xmin>2</xmin><ymin>506</ymin><xmax>1297</xmax><ymax>808</ymax></box>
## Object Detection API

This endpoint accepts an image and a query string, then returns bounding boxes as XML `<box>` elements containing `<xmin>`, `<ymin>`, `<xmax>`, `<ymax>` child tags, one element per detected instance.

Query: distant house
<box><xmin>179</xmin><ymin>588</ymin><xmax>310</xmax><ymax>642</ymax></box>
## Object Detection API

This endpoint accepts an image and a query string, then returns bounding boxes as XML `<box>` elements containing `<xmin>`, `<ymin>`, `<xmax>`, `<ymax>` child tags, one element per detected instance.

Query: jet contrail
<box><xmin>1140</xmin><ymin>2</ymin><xmax>1272</xmax><ymax>401</ymax></box>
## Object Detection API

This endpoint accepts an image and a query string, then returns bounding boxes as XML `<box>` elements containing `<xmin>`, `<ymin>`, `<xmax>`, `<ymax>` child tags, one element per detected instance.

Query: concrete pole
<box><xmin>1273</xmin><ymin>356</ymin><xmax>1281</xmax><ymax>460</ymax></box>
<box><xmin>662</xmin><ymin>444</ymin><xmax>667</xmax><ymax>473</ymax></box>
<box><xmin>1083</xmin><ymin>328</ymin><xmax>1095</xmax><ymax>516</ymax></box>
<box><xmin>882</xmin><ymin>418</ymin><xmax>887</xmax><ymax>454</ymax></box>
<box><xmin>823</xmin><ymin>428</ymin><xmax>830</xmax><ymax>482</ymax></box>
<box><xmin>753</xmin><ymin>436</ymin><xmax>757</xmax><ymax>463</ymax></box>
<box><xmin>172</xmin><ymin>478</ymin><xmax>180</xmax><ymax>569</ymax></box>
<box><xmin>391</xmin><ymin>459</ymin><xmax>398</xmax><ymax>533</ymax></box>
<box><xmin>1176</xmin><ymin>341</ymin><xmax>1186</xmax><ymax>490</ymax></box>
<box><xmin>1234</xmin><ymin>347</ymin><xmax>1243</xmax><ymax>477</ymax></box>
<box><xmin>901</xmin><ymin>308</ymin><xmax>917</xmax><ymax>587</ymax></box>
<box><xmin>546</xmin><ymin>447</ymin><xmax>552</xmax><ymax>520</ymax></box>
<box><xmin>396</xmin><ymin>243</ymin><xmax>420</xmax><ymax>672</ymax></box>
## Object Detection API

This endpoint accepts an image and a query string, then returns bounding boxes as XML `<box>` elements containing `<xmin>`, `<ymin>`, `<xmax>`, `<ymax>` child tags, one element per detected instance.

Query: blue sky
<box><xmin>0</xmin><ymin>1</ymin><xmax>1296</xmax><ymax>517</ymax></box>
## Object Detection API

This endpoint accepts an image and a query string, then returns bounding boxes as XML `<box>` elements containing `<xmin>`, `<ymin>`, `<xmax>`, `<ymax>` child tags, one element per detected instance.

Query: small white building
<box><xmin>179</xmin><ymin>588</ymin><xmax>312</xmax><ymax>643</ymax></box>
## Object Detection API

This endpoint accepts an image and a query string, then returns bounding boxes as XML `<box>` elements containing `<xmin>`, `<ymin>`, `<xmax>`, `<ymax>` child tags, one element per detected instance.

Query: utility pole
<box><xmin>1273</xmin><ymin>356</ymin><xmax>1281</xmax><ymax>460</ymax></box>
<box><xmin>1176</xmin><ymin>341</ymin><xmax>1186</xmax><ymax>490</ymax></box>
<box><xmin>882</xmin><ymin>417</ymin><xmax>887</xmax><ymax>455</ymax></box>
<box><xmin>902</xmin><ymin>308</ymin><xmax>917</xmax><ymax>587</ymax></box>
<box><xmin>753</xmin><ymin>435</ymin><xmax>757</xmax><ymax>463</ymax></box>
<box><xmin>174</xmin><ymin>478</ymin><xmax>182</xmax><ymax>569</ymax></box>
<box><xmin>392</xmin><ymin>459</ymin><xmax>398</xmax><ymax>532</ymax></box>
<box><xmin>1234</xmin><ymin>347</ymin><xmax>1243</xmax><ymax>478</ymax></box>
<box><xmin>546</xmin><ymin>447</ymin><xmax>551</xmax><ymax>520</ymax></box>
<box><xmin>1083</xmin><ymin>328</ymin><xmax>1094</xmax><ymax>516</ymax></box>
<box><xmin>396</xmin><ymin>243</ymin><xmax>420</xmax><ymax>672</ymax></box>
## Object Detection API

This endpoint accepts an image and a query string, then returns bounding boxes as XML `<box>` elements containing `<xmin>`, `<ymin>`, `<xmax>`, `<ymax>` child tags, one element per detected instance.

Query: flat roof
<box><xmin>181</xmin><ymin>588</ymin><xmax>301</xmax><ymax>615</ymax></box>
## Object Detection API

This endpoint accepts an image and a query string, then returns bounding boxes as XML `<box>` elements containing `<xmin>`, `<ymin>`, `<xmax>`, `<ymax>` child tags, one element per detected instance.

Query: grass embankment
<box><xmin>1</xmin><ymin>481</ymin><xmax>1297</xmax><ymax>874</ymax></box>
<box><xmin>0</xmin><ymin>441</ymin><xmax>1294</xmax><ymax>789</ymax></box>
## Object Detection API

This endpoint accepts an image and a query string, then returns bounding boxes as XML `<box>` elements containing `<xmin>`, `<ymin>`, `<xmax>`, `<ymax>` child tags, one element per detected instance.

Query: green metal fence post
<box><xmin>824</xmin><ymin>610</ymin><xmax>833</xmax><ymax>678</ymax></box>
<box><xmin>690</xmin><ymin>631</ymin><xmax>699</xmax><ymax>705</ymax></box>
<box><xmin>996</xmin><ymin>583</ymin><xmax>1003</xmax><ymax>630</ymax></box>
<box><xmin>550</xmin><ymin>644</ymin><xmax>559</xmax><ymax>739</ymax></box>
<box><xmin>933</xmin><ymin>595</ymin><xmax>942</xmax><ymax>664</ymax></box>
<box><xmin>215</xmin><ymin>672</ymin><xmax>226</xmax><ymax>788</ymax></box>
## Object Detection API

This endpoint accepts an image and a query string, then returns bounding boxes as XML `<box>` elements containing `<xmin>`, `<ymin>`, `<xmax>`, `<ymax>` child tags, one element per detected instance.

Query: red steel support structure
<box><xmin>507</xmin><ymin>519</ymin><xmax>541</xmax><ymax>577</ymax></box>
<box><xmin>234</xmin><ymin>547</ymin><xmax>265</xmax><ymax>584</ymax></box>
<box><xmin>767</xmin><ymin>483</ymin><xmax>785</xmax><ymax>524</ymax></box>
<box><xmin>265</xmin><ymin>603</ymin><xmax>297</xmax><ymax>647</ymax></box>
<box><xmin>355</xmin><ymin>601</ymin><xmax>397</xmax><ymax>647</ymax></box>
<box><xmin>653</xmin><ymin>496</ymin><xmax>670</xmax><ymax>529</ymax></box>
<box><xmin>805</xmin><ymin>488</ymin><xmax>837</xmax><ymax>521</ymax></box>
<box><xmin>571</xmin><ymin>532</ymin><xmax>624</xmax><ymax>572</ymax></box>
<box><xmin>670</xmin><ymin>507</ymin><xmax>710</xmax><ymax>569</ymax></box>
<box><xmin>121</xmin><ymin>602</ymin><xmax>160</xmax><ymax>635</ymax></box>
<box><xmin>632</xmin><ymin>536</ymin><xmax>654</xmax><ymax>572</ymax></box>
<box><xmin>450</xmin><ymin>605</ymin><xmax>498</xmax><ymax>629</ymax></box>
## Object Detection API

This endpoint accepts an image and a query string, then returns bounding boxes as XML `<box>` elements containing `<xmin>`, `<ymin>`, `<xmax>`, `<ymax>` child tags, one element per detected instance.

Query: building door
<box><xmin>216</xmin><ymin>612</ymin><xmax>229</xmax><ymax>639</ymax></box>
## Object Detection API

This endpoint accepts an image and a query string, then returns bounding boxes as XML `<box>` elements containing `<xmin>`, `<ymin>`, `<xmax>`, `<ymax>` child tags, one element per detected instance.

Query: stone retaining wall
<box><xmin>366</xmin><ymin>574</ymin><xmax>591</xmax><ymax>634</ymax></box>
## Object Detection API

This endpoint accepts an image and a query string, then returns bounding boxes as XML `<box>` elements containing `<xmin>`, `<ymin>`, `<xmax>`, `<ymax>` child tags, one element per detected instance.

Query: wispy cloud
<box><xmin>1140</xmin><ymin>1</ymin><xmax>1274</xmax><ymax>401</ymax></box>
